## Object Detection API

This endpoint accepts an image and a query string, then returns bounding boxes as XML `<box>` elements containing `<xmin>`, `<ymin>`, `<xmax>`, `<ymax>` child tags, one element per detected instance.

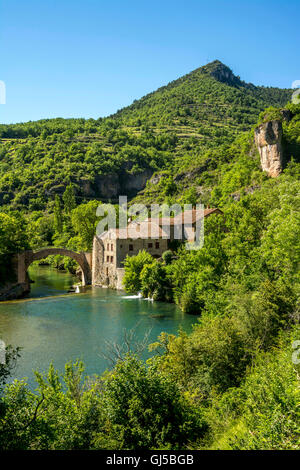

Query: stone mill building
<box><xmin>91</xmin><ymin>208</ymin><xmax>222</xmax><ymax>289</ymax></box>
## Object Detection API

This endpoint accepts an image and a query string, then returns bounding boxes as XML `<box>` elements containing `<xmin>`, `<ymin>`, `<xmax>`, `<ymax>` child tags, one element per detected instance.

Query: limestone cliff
<box><xmin>47</xmin><ymin>168</ymin><xmax>153</xmax><ymax>201</ymax></box>
<box><xmin>254</xmin><ymin>120</ymin><xmax>283</xmax><ymax>178</ymax></box>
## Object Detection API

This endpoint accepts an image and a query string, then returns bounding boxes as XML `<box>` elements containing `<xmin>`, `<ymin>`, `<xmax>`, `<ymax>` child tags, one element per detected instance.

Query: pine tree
<box><xmin>63</xmin><ymin>184</ymin><xmax>76</xmax><ymax>214</ymax></box>
<box><xmin>54</xmin><ymin>195</ymin><xmax>63</xmax><ymax>233</ymax></box>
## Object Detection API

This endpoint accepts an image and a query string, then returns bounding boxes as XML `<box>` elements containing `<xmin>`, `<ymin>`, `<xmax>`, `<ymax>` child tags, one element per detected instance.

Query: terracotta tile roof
<box><xmin>101</xmin><ymin>220</ymin><xmax>169</xmax><ymax>240</ymax></box>
<box><xmin>99</xmin><ymin>208</ymin><xmax>222</xmax><ymax>240</ymax></box>
<box><xmin>146</xmin><ymin>208</ymin><xmax>222</xmax><ymax>225</ymax></box>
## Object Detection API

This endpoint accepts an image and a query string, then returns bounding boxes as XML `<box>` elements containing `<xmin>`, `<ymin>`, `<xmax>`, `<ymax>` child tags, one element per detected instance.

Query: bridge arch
<box><xmin>18</xmin><ymin>248</ymin><xmax>92</xmax><ymax>287</ymax></box>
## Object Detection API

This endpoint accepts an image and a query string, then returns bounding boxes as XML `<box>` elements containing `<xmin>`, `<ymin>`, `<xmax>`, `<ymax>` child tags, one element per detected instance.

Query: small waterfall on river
<box><xmin>121</xmin><ymin>292</ymin><xmax>142</xmax><ymax>299</ymax></box>
<box><xmin>121</xmin><ymin>292</ymin><xmax>154</xmax><ymax>301</ymax></box>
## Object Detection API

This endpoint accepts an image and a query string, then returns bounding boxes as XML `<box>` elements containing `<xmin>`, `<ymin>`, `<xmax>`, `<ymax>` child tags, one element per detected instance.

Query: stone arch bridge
<box><xmin>17</xmin><ymin>247</ymin><xmax>92</xmax><ymax>289</ymax></box>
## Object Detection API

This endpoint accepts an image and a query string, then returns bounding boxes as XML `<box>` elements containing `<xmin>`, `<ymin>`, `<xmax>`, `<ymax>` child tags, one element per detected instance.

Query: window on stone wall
<box><xmin>106</xmin><ymin>255</ymin><xmax>109</xmax><ymax>262</ymax></box>
<box><xmin>129</xmin><ymin>244</ymin><xmax>133</xmax><ymax>251</ymax></box>
<box><xmin>110</xmin><ymin>256</ymin><xmax>113</xmax><ymax>263</ymax></box>
<box><xmin>148</xmin><ymin>242</ymin><xmax>153</xmax><ymax>248</ymax></box>
<box><xmin>155</xmin><ymin>242</ymin><xmax>160</xmax><ymax>249</ymax></box>
<box><xmin>111</xmin><ymin>244</ymin><xmax>113</xmax><ymax>251</ymax></box>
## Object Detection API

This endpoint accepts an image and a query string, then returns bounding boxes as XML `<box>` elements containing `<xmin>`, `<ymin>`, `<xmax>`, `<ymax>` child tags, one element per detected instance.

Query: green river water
<box><xmin>0</xmin><ymin>266</ymin><xmax>196</xmax><ymax>388</ymax></box>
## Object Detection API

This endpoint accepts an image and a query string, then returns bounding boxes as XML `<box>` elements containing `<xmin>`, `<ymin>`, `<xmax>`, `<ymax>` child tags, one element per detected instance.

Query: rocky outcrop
<box><xmin>46</xmin><ymin>169</ymin><xmax>154</xmax><ymax>201</ymax></box>
<box><xmin>173</xmin><ymin>160</ymin><xmax>211</xmax><ymax>183</ymax></box>
<box><xmin>93</xmin><ymin>174</ymin><xmax>120</xmax><ymax>198</ymax></box>
<box><xmin>280</xmin><ymin>109</ymin><xmax>293</xmax><ymax>122</ymax></box>
<box><xmin>230</xmin><ymin>185</ymin><xmax>261</xmax><ymax>202</ymax></box>
<box><xmin>149</xmin><ymin>174</ymin><xmax>164</xmax><ymax>186</ymax></box>
<box><xmin>0</xmin><ymin>282</ymin><xmax>30</xmax><ymax>301</ymax></box>
<box><xmin>203</xmin><ymin>60</ymin><xmax>250</xmax><ymax>88</ymax></box>
<box><xmin>122</xmin><ymin>169</ymin><xmax>153</xmax><ymax>194</ymax></box>
<box><xmin>255</xmin><ymin>120</ymin><xmax>283</xmax><ymax>178</ymax></box>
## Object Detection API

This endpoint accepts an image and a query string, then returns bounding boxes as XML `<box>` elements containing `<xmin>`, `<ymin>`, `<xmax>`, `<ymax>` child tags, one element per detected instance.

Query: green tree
<box><xmin>94</xmin><ymin>355</ymin><xmax>207</xmax><ymax>450</ymax></box>
<box><xmin>53</xmin><ymin>195</ymin><xmax>63</xmax><ymax>234</ymax></box>
<box><xmin>140</xmin><ymin>260</ymin><xmax>172</xmax><ymax>301</ymax></box>
<box><xmin>0</xmin><ymin>213</ymin><xmax>29</xmax><ymax>255</ymax></box>
<box><xmin>0</xmin><ymin>212</ymin><xmax>29</xmax><ymax>284</ymax></box>
<box><xmin>63</xmin><ymin>184</ymin><xmax>76</xmax><ymax>214</ymax></box>
<box><xmin>123</xmin><ymin>250</ymin><xmax>153</xmax><ymax>293</ymax></box>
<box><xmin>0</xmin><ymin>361</ymin><xmax>101</xmax><ymax>450</ymax></box>
<box><xmin>208</xmin><ymin>331</ymin><xmax>300</xmax><ymax>450</ymax></box>
<box><xmin>71</xmin><ymin>200</ymin><xmax>100</xmax><ymax>251</ymax></box>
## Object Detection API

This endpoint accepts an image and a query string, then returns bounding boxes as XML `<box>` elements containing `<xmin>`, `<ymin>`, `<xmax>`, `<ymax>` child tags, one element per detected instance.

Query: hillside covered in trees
<box><xmin>0</xmin><ymin>61</ymin><xmax>291</xmax><ymax>211</ymax></box>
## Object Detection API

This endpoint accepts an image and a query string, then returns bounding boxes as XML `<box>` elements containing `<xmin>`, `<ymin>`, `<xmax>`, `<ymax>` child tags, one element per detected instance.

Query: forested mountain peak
<box><xmin>199</xmin><ymin>59</ymin><xmax>247</xmax><ymax>87</ymax></box>
<box><xmin>112</xmin><ymin>61</ymin><xmax>291</xmax><ymax>143</ymax></box>
<box><xmin>0</xmin><ymin>61</ymin><xmax>294</xmax><ymax>212</ymax></box>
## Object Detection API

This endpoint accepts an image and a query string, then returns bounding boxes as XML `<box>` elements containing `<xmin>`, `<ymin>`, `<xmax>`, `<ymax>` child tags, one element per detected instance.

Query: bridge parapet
<box><xmin>18</xmin><ymin>247</ymin><xmax>92</xmax><ymax>286</ymax></box>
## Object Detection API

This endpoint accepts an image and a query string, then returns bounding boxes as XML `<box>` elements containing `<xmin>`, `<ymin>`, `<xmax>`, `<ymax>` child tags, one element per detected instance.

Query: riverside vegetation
<box><xmin>0</xmin><ymin>61</ymin><xmax>299</xmax><ymax>449</ymax></box>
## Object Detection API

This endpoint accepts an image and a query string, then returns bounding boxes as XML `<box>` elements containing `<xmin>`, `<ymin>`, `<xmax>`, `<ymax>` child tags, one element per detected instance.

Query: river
<box><xmin>0</xmin><ymin>266</ymin><xmax>196</xmax><ymax>388</ymax></box>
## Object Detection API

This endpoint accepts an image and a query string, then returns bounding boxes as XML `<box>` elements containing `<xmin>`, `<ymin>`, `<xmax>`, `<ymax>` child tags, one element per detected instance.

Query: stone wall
<box><xmin>116</xmin><ymin>238</ymin><xmax>168</xmax><ymax>267</ymax></box>
<box><xmin>116</xmin><ymin>268</ymin><xmax>125</xmax><ymax>290</ymax></box>
<box><xmin>92</xmin><ymin>236</ymin><xmax>105</xmax><ymax>286</ymax></box>
<box><xmin>91</xmin><ymin>235</ymin><xmax>169</xmax><ymax>290</ymax></box>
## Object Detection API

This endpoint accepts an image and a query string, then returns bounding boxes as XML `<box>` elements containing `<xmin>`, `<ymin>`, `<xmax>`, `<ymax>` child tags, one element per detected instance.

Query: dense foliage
<box><xmin>0</xmin><ymin>356</ymin><xmax>206</xmax><ymax>450</ymax></box>
<box><xmin>0</xmin><ymin>212</ymin><xmax>29</xmax><ymax>285</ymax></box>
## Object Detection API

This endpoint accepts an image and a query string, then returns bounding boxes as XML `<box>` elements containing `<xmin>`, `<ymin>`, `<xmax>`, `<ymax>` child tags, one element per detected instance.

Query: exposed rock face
<box><xmin>93</xmin><ymin>174</ymin><xmax>120</xmax><ymax>198</ymax></box>
<box><xmin>204</xmin><ymin>60</ymin><xmax>249</xmax><ymax>88</ymax></box>
<box><xmin>255</xmin><ymin>120</ymin><xmax>283</xmax><ymax>178</ymax></box>
<box><xmin>280</xmin><ymin>109</ymin><xmax>293</xmax><ymax>122</ymax></box>
<box><xmin>46</xmin><ymin>169</ymin><xmax>154</xmax><ymax>201</ymax></box>
<box><xmin>149</xmin><ymin>174</ymin><xmax>163</xmax><ymax>186</ymax></box>
<box><xmin>122</xmin><ymin>169</ymin><xmax>153</xmax><ymax>194</ymax></box>
<box><xmin>210</xmin><ymin>65</ymin><xmax>240</xmax><ymax>86</ymax></box>
<box><xmin>173</xmin><ymin>160</ymin><xmax>211</xmax><ymax>183</ymax></box>
<box><xmin>0</xmin><ymin>282</ymin><xmax>30</xmax><ymax>301</ymax></box>
<box><xmin>230</xmin><ymin>185</ymin><xmax>261</xmax><ymax>202</ymax></box>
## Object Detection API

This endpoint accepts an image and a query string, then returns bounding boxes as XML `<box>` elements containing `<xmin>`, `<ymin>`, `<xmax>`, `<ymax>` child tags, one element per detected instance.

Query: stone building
<box><xmin>92</xmin><ymin>208</ymin><xmax>222</xmax><ymax>290</ymax></box>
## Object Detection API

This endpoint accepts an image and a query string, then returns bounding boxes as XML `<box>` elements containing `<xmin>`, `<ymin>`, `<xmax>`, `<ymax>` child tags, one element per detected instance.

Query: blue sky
<box><xmin>1</xmin><ymin>0</ymin><xmax>299</xmax><ymax>124</ymax></box>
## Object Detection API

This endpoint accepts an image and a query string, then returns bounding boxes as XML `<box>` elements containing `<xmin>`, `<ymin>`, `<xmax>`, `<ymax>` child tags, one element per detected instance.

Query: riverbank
<box><xmin>0</xmin><ymin>281</ymin><xmax>30</xmax><ymax>301</ymax></box>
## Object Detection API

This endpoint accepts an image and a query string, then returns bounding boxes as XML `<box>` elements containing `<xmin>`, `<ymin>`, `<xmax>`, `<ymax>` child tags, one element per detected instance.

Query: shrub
<box><xmin>94</xmin><ymin>356</ymin><xmax>207</xmax><ymax>449</ymax></box>
<box><xmin>123</xmin><ymin>250</ymin><xmax>153</xmax><ymax>293</ymax></box>
<box><xmin>162</xmin><ymin>250</ymin><xmax>173</xmax><ymax>265</ymax></box>
<box><xmin>140</xmin><ymin>260</ymin><xmax>172</xmax><ymax>301</ymax></box>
